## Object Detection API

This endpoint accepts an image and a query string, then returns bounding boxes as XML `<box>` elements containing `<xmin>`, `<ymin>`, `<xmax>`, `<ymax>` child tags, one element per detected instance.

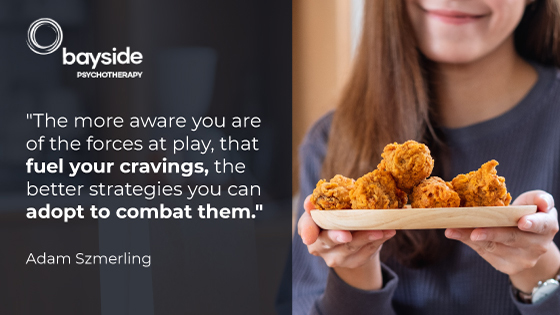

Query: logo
<box><xmin>62</xmin><ymin>47</ymin><xmax>143</xmax><ymax>70</ymax></box>
<box><xmin>27</xmin><ymin>18</ymin><xmax>63</xmax><ymax>55</ymax></box>
<box><xmin>26</xmin><ymin>18</ymin><xmax>143</xmax><ymax>79</ymax></box>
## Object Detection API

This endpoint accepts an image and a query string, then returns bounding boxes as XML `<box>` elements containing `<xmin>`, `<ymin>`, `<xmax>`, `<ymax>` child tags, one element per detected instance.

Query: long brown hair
<box><xmin>321</xmin><ymin>0</ymin><xmax>560</xmax><ymax>268</ymax></box>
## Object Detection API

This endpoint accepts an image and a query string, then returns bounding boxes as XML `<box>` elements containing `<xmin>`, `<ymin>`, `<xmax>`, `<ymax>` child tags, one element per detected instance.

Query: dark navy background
<box><xmin>0</xmin><ymin>1</ymin><xmax>291</xmax><ymax>314</ymax></box>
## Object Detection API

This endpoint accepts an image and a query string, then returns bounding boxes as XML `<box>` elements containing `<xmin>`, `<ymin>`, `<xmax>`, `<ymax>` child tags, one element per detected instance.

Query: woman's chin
<box><xmin>421</xmin><ymin>48</ymin><xmax>484</xmax><ymax>65</ymax></box>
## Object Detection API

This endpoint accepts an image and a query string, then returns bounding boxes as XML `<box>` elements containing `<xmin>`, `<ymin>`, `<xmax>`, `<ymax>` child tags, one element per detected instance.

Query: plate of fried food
<box><xmin>310</xmin><ymin>140</ymin><xmax>536</xmax><ymax>230</ymax></box>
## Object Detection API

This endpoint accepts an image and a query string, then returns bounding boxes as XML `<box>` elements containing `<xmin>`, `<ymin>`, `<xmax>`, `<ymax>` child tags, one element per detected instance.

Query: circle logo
<box><xmin>27</xmin><ymin>18</ymin><xmax>63</xmax><ymax>55</ymax></box>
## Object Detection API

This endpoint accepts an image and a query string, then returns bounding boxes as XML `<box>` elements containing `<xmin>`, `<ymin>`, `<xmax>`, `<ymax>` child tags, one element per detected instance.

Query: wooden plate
<box><xmin>310</xmin><ymin>205</ymin><xmax>537</xmax><ymax>230</ymax></box>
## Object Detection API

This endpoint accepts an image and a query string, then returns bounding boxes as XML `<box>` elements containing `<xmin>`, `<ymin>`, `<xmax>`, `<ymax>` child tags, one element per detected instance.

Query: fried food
<box><xmin>410</xmin><ymin>177</ymin><xmax>460</xmax><ymax>208</ymax></box>
<box><xmin>310</xmin><ymin>175</ymin><xmax>355</xmax><ymax>210</ymax></box>
<box><xmin>379</xmin><ymin>140</ymin><xmax>434</xmax><ymax>193</ymax></box>
<box><xmin>350</xmin><ymin>169</ymin><xmax>407</xmax><ymax>209</ymax></box>
<box><xmin>451</xmin><ymin>160</ymin><xmax>512</xmax><ymax>207</ymax></box>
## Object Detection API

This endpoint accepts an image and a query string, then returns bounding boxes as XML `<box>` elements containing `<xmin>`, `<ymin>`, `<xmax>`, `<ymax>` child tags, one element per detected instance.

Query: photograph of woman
<box><xmin>292</xmin><ymin>0</ymin><xmax>560</xmax><ymax>314</ymax></box>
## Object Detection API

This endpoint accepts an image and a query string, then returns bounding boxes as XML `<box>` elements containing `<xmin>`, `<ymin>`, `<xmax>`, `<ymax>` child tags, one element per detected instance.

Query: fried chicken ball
<box><xmin>410</xmin><ymin>177</ymin><xmax>461</xmax><ymax>208</ymax></box>
<box><xmin>451</xmin><ymin>160</ymin><xmax>512</xmax><ymax>207</ymax></box>
<box><xmin>310</xmin><ymin>175</ymin><xmax>355</xmax><ymax>210</ymax></box>
<box><xmin>350</xmin><ymin>169</ymin><xmax>407</xmax><ymax>209</ymax></box>
<box><xmin>379</xmin><ymin>140</ymin><xmax>434</xmax><ymax>193</ymax></box>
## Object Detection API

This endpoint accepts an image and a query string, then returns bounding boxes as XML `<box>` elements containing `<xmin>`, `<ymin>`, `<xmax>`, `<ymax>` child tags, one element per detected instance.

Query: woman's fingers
<box><xmin>298</xmin><ymin>212</ymin><xmax>320</xmax><ymax>245</ymax></box>
<box><xmin>447</xmin><ymin>207</ymin><xmax>559</xmax><ymax>246</ymax></box>
<box><xmin>513</xmin><ymin>190</ymin><xmax>555</xmax><ymax>212</ymax></box>
<box><xmin>339</xmin><ymin>240</ymin><xmax>385</xmax><ymax>269</ymax></box>
<box><xmin>469</xmin><ymin>227</ymin><xmax>520</xmax><ymax>244</ymax></box>
<box><xmin>322</xmin><ymin>230</ymin><xmax>353</xmax><ymax>247</ymax></box>
<box><xmin>314</xmin><ymin>230</ymin><xmax>396</xmax><ymax>268</ymax></box>
<box><xmin>445</xmin><ymin>228</ymin><xmax>473</xmax><ymax>241</ymax></box>
<box><xmin>449</xmin><ymin>226</ymin><xmax>546</xmax><ymax>248</ymax></box>
<box><xmin>443</xmin><ymin>191</ymin><xmax>560</xmax><ymax>277</ymax></box>
<box><xmin>299</xmin><ymin>193</ymin><xmax>398</xmax><ymax>269</ymax></box>
<box><xmin>518</xmin><ymin>208</ymin><xmax>559</xmax><ymax>234</ymax></box>
<box><xmin>306</xmin><ymin>230</ymin><xmax>353</xmax><ymax>253</ymax></box>
<box><xmin>446</xmin><ymin>226</ymin><xmax>552</xmax><ymax>274</ymax></box>
<box><xmin>472</xmin><ymin>227</ymin><xmax>530</xmax><ymax>244</ymax></box>
<box><xmin>451</xmin><ymin>237</ymin><xmax>538</xmax><ymax>275</ymax></box>
<box><xmin>446</xmin><ymin>228</ymin><xmax>501</xmax><ymax>255</ymax></box>
<box><xmin>447</xmin><ymin>228</ymin><xmax>513</xmax><ymax>260</ymax></box>
<box><xmin>342</xmin><ymin>230</ymin><xmax>389</xmax><ymax>252</ymax></box>
<box><xmin>303</xmin><ymin>194</ymin><xmax>315</xmax><ymax>215</ymax></box>
<box><xmin>307</xmin><ymin>230</ymin><xmax>349</xmax><ymax>257</ymax></box>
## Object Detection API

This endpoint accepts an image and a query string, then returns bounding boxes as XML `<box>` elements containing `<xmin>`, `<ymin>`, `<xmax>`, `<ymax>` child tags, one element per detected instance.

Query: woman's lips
<box><xmin>425</xmin><ymin>9</ymin><xmax>486</xmax><ymax>25</ymax></box>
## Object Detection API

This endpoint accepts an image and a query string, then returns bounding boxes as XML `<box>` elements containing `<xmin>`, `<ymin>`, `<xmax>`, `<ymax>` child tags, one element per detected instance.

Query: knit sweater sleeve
<box><xmin>292</xmin><ymin>113</ymin><xmax>399</xmax><ymax>315</ymax></box>
<box><xmin>510</xmin><ymin>285</ymin><xmax>560</xmax><ymax>315</ymax></box>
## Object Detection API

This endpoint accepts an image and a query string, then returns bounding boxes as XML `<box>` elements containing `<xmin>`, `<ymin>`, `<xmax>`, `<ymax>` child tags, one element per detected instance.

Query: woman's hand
<box><xmin>298</xmin><ymin>194</ymin><xmax>396</xmax><ymax>290</ymax></box>
<box><xmin>445</xmin><ymin>190</ymin><xmax>560</xmax><ymax>292</ymax></box>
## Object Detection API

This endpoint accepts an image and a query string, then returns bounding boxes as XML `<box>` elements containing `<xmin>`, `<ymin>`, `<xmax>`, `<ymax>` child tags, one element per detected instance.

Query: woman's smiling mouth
<box><xmin>423</xmin><ymin>8</ymin><xmax>488</xmax><ymax>24</ymax></box>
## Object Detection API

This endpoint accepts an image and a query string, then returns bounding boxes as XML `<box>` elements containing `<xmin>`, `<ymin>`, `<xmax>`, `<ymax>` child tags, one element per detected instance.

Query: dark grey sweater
<box><xmin>292</xmin><ymin>63</ymin><xmax>560</xmax><ymax>315</ymax></box>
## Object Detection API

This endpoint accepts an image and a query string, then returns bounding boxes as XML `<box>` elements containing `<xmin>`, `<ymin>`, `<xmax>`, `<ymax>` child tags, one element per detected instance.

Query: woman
<box><xmin>293</xmin><ymin>0</ymin><xmax>560</xmax><ymax>314</ymax></box>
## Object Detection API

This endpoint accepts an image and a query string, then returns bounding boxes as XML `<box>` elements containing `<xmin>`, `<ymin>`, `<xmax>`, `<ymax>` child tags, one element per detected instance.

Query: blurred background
<box><xmin>0</xmin><ymin>0</ymin><xmax>291</xmax><ymax>314</ymax></box>
<box><xmin>292</xmin><ymin>0</ymin><xmax>364</xmax><ymax>216</ymax></box>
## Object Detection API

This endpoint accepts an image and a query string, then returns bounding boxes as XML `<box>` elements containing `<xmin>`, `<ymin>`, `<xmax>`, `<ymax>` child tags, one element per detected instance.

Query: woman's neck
<box><xmin>434</xmin><ymin>36</ymin><xmax>538</xmax><ymax>129</ymax></box>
